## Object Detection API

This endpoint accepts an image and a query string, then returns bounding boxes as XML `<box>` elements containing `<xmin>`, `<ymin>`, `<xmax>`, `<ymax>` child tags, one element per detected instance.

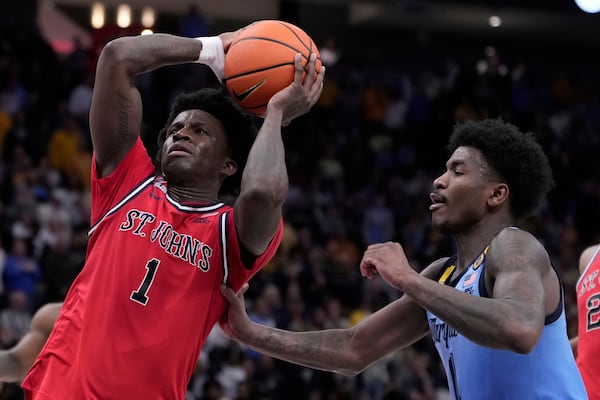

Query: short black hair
<box><xmin>156</xmin><ymin>87</ymin><xmax>257</xmax><ymax>197</ymax></box>
<box><xmin>447</xmin><ymin>118</ymin><xmax>555</xmax><ymax>219</ymax></box>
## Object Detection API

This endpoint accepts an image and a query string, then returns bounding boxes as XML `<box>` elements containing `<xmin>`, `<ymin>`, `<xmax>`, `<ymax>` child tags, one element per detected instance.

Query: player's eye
<box><xmin>167</xmin><ymin>125</ymin><xmax>181</xmax><ymax>136</ymax></box>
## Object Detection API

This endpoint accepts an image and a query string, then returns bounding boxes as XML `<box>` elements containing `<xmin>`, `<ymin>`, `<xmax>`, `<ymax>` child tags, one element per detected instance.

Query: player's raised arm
<box><xmin>234</xmin><ymin>53</ymin><xmax>325</xmax><ymax>256</ymax></box>
<box><xmin>0</xmin><ymin>303</ymin><xmax>62</xmax><ymax>382</ymax></box>
<box><xmin>90</xmin><ymin>33</ymin><xmax>218</xmax><ymax>178</ymax></box>
<box><xmin>365</xmin><ymin>232</ymin><xmax>550</xmax><ymax>353</ymax></box>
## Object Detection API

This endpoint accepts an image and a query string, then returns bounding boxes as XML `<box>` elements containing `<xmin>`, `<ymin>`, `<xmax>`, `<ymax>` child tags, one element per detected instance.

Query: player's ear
<box><xmin>488</xmin><ymin>183</ymin><xmax>509</xmax><ymax>207</ymax></box>
<box><xmin>221</xmin><ymin>158</ymin><xmax>237</xmax><ymax>177</ymax></box>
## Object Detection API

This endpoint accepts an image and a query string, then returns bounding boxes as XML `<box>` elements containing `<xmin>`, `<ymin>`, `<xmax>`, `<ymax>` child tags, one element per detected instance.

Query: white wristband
<box><xmin>195</xmin><ymin>36</ymin><xmax>225</xmax><ymax>82</ymax></box>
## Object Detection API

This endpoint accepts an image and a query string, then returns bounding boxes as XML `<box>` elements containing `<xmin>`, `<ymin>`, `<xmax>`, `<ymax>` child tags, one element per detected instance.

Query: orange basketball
<box><xmin>223</xmin><ymin>20</ymin><xmax>322</xmax><ymax>116</ymax></box>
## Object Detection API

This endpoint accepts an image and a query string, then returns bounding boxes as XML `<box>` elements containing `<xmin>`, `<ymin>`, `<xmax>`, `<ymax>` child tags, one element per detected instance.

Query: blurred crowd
<box><xmin>1</xmin><ymin>10</ymin><xmax>600</xmax><ymax>400</ymax></box>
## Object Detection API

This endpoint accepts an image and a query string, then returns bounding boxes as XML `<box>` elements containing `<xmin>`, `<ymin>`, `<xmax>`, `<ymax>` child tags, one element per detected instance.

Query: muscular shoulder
<box><xmin>486</xmin><ymin>227</ymin><xmax>550</xmax><ymax>275</ymax></box>
<box><xmin>579</xmin><ymin>244</ymin><xmax>600</xmax><ymax>273</ymax></box>
<box><xmin>31</xmin><ymin>303</ymin><xmax>62</xmax><ymax>336</ymax></box>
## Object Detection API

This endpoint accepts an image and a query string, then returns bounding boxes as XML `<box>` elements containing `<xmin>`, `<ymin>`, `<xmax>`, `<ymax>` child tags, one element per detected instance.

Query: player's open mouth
<box><xmin>429</xmin><ymin>193</ymin><xmax>446</xmax><ymax>211</ymax></box>
<box><xmin>168</xmin><ymin>144</ymin><xmax>192</xmax><ymax>156</ymax></box>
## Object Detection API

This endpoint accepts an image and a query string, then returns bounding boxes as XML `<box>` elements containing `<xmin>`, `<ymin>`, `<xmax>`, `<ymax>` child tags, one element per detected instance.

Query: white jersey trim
<box><xmin>220</xmin><ymin>213</ymin><xmax>229</xmax><ymax>284</ymax></box>
<box><xmin>88</xmin><ymin>176</ymin><xmax>155</xmax><ymax>236</ymax></box>
<box><xmin>576</xmin><ymin>244</ymin><xmax>600</xmax><ymax>288</ymax></box>
<box><xmin>166</xmin><ymin>193</ymin><xmax>224</xmax><ymax>212</ymax></box>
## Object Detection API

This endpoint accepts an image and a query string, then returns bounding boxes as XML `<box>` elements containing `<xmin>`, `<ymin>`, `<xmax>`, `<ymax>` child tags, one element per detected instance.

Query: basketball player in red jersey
<box><xmin>0</xmin><ymin>303</ymin><xmax>61</xmax><ymax>383</ymax></box>
<box><xmin>571</xmin><ymin>244</ymin><xmax>600</xmax><ymax>399</ymax></box>
<box><xmin>21</xmin><ymin>26</ymin><xmax>325</xmax><ymax>399</ymax></box>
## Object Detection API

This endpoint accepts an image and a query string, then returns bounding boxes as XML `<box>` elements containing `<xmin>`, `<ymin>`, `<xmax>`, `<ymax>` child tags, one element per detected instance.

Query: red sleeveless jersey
<box><xmin>22</xmin><ymin>138</ymin><xmax>283</xmax><ymax>400</ymax></box>
<box><xmin>576</xmin><ymin>246</ymin><xmax>600</xmax><ymax>400</ymax></box>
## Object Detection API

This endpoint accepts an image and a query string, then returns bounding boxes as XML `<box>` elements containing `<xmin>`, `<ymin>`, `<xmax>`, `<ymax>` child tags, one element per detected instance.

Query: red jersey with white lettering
<box><xmin>22</xmin><ymin>138</ymin><xmax>283</xmax><ymax>400</ymax></box>
<box><xmin>576</xmin><ymin>245</ymin><xmax>600</xmax><ymax>400</ymax></box>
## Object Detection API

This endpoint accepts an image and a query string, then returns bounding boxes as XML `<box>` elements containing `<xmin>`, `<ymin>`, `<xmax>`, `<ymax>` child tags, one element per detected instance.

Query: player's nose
<box><xmin>172</xmin><ymin>129</ymin><xmax>191</xmax><ymax>141</ymax></box>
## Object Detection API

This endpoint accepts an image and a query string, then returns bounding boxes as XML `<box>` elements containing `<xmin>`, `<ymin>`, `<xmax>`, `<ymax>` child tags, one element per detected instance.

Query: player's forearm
<box><xmin>404</xmin><ymin>275</ymin><xmax>541</xmax><ymax>353</ymax></box>
<box><xmin>100</xmin><ymin>34</ymin><xmax>203</xmax><ymax>78</ymax></box>
<box><xmin>241</xmin><ymin>322</ymin><xmax>364</xmax><ymax>375</ymax></box>
<box><xmin>0</xmin><ymin>351</ymin><xmax>22</xmax><ymax>382</ymax></box>
<box><xmin>239</xmin><ymin>111</ymin><xmax>288</xmax><ymax>208</ymax></box>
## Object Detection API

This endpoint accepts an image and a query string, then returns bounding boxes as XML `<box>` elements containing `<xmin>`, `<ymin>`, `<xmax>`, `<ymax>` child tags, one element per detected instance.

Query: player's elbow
<box><xmin>341</xmin><ymin>329</ymin><xmax>381</xmax><ymax>375</ymax></box>
<box><xmin>335</xmin><ymin>367</ymin><xmax>362</xmax><ymax>377</ymax></box>
<box><xmin>340</xmin><ymin>350</ymin><xmax>371</xmax><ymax>376</ymax></box>
<box><xmin>99</xmin><ymin>38</ymin><xmax>126</xmax><ymax>62</ymax></box>
<box><xmin>98</xmin><ymin>38</ymin><xmax>137</xmax><ymax>73</ymax></box>
<box><xmin>502</xmin><ymin>321</ymin><xmax>541</xmax><ymax>354</ymax></box>
<box><xmin>334</xmin><ymin>356</ymin><xmax>368</xmax><ymax>376</ymax></box>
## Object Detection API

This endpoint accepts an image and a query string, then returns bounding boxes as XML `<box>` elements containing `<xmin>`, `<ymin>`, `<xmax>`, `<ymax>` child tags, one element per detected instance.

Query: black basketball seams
<box><xmin>223</xmin><ymin>22</ymin><xmax>321</xmax><ymax>115</ymax></box>
<box><xmin>223</xmin><ymin>62</ymin><xmax>294</xmax><ymax>81</ymax></box>
<box><xmin>230</xmin><ymin>37</ymin><xmax>306</xmax><ymax>58</ymax></box>
<box><xmin>274</xmin><ymin>23</ymin><xmax>320</xmax><ymax>67</ymax></box>
<box><xmin>276</xmin><ymin>21</ymin><xmax>311</xmax><ymax>50</ymax></box>
<box><xmin>273</xmin><ymin>23</ymin><xmax>320</xmax><ymax>70</ymax></box>
<box><xmin>229</xmin><ymin>36</ymin><xmax>320</xmax><ymax>61</ymax></box>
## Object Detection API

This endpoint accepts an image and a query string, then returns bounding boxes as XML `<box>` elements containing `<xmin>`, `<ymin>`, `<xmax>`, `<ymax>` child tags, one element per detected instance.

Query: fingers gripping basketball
<box><xmin>223</xmin><ymin>20</ymin><xmax>322</xmax><ymax>116</ymax></box>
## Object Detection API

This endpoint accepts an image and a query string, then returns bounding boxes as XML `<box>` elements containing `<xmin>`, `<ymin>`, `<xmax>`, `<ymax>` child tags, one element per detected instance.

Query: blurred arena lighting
<box><xmin>575</xmin><ymin>0</ymin><xmax>600</xmax><ymax>13</ymax></box>
<box><xmin>116</xmin><ymin>3</ymin><xmax>132</xmax><ymax>28</ymax></box>
<box><xmin>91</xmin><ymin>2</ymin><xmax>105</xmax><ymax>29</ymax></box>
<box><xmin>141</xmin><ymin>7</ymin><xmax>155</xmax><ymax>28</ymax></box>
<box><xmin>488</xmin><ymin>15</ymin><xmax>502</xmax><ymax>27</ymax></box>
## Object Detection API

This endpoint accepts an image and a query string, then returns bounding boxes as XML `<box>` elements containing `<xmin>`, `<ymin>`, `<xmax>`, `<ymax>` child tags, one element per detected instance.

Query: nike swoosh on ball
<box><xmin>232</xmin><ymin>79</ymin><xmax>266</xmax><ymax>102</ymax></box>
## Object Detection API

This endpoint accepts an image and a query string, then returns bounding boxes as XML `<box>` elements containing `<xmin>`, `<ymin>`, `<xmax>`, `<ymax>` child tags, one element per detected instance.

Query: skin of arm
<box><xmin>90</xmin><ymin>31</ymin><xmax>248</xmax><ymax>178</ymax></box>
<box><xmin>219</xmin><ymin>260</ymin><xmax>446</xmax><ymax>375</ymax></box>
<box><xmin>360</xmin><ymin>229</ymin><xmax>551</xmax><ymax>354</ymax></box>
<box><xmin>91</xmin><ymin>31</ymin><xmax>325</xmax><ymax>256</ymax></box>
<box><xmin>234</xmin><ymin>53</ymin><xmax>324</xmax><ymax>255</ymax></box>
<box><xmin>569</xmin><ymin>243</ymin><xmax>598</xmax><ymax>358</ymax></box>
<box><xmin>0</xmin><ymin>303</ymin><xmax>62</xmax><ymax>382</ymax></box>
<box><xmin>90</xmin><ymin>33</ymin><xmax>204</xmax><ymax>178</ymax></box>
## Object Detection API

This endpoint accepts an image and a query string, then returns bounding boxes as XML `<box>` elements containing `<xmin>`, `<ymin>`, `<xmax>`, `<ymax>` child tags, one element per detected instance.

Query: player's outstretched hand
<box><xmin>268</xmin><ymin>52</ymin><xmax>325</xmax><ymax>126</ymax></box>
<box><xmin>219</xmin><ymin>283</ymin><xmax>253</xmax><ymax>341</ymax></box>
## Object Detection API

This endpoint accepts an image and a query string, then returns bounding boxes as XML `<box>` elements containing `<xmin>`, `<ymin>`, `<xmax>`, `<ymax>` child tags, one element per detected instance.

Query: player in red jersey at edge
<box><xmin>22</xmin><ymin>25</ymin><xmax>325</xmax><ymax>399</ymax></box>
<box><xmin>571</xmin><ymin>243</ymin><xmax>600</xmax><ymax>400</ymax></box>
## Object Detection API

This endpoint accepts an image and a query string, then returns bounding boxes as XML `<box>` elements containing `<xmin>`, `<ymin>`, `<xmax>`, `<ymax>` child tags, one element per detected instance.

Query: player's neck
<box><xmin>453</xmin><ymin>220</ymin><xmax>512</xmax><ymax>270</ymax></box>
<box><xmin>167</xmin><ymin>185</ymin><xmax>219</xmax><ymax>205</ymax></box>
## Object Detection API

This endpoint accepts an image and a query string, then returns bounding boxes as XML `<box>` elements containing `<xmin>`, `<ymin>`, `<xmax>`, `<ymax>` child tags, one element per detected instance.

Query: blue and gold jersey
<box><xmin>427</xmin><ymin>233</ymin><xmax>587</xmax><ymax>400</ymax></box>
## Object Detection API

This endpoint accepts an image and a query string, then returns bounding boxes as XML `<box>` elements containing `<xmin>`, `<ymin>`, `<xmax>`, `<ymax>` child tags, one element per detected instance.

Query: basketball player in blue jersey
<box><xmin>220</xmin><ymin>118</ymin><xmax>587</xmax><ymax>399</ymax></box>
